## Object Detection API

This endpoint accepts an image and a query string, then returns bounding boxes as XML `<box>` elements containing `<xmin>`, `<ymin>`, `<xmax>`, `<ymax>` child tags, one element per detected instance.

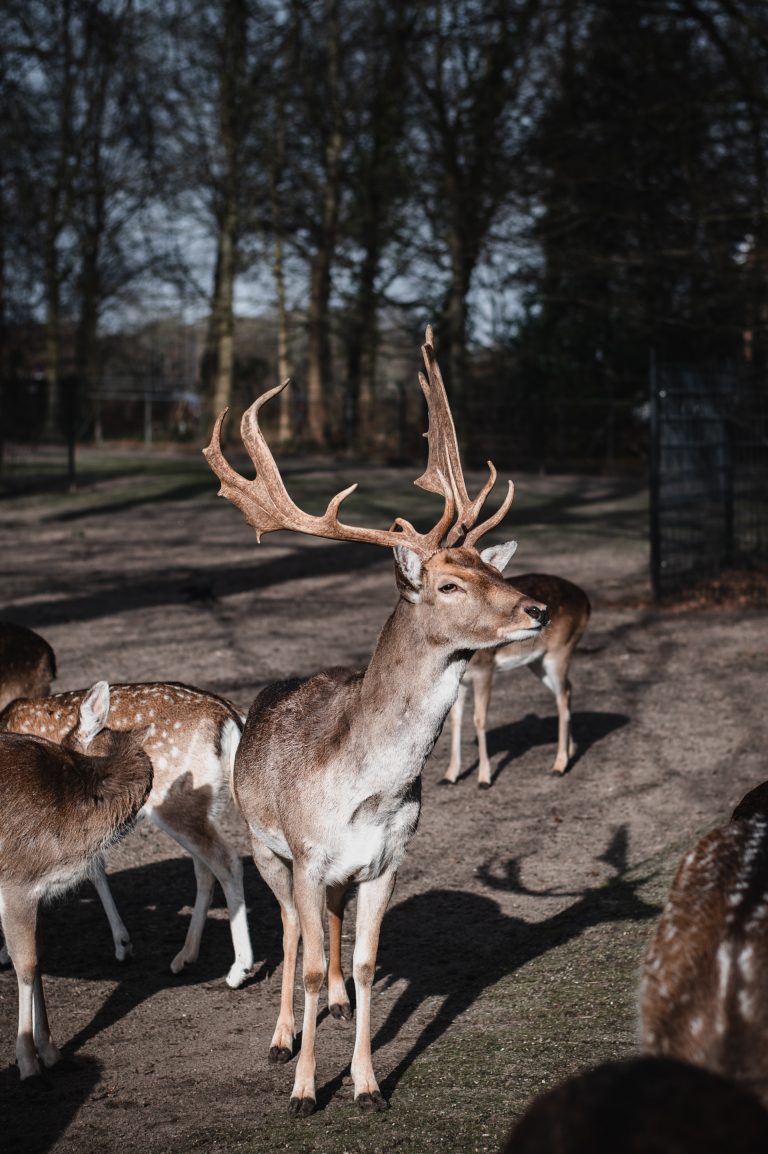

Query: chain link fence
<box><xmin>649</xmin><ymin>359</ymin><xmax>768</xmax><ymax>598</ymax></box>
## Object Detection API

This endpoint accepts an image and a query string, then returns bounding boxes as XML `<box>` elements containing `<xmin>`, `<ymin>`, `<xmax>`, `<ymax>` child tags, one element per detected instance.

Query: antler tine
<box><xmin>464</xmin><ymin>477</ymin><xmax>515</xmax><ymax>548</ymax></box>
<box><xmin>204</xmin><ymin>382</ymin><xmax>437</xmax><ymax>557</ymax></box>
<box><xmin>416</xmin><ymin>327</ymin><xmax>514</xmax><ymax>549</ymax></box>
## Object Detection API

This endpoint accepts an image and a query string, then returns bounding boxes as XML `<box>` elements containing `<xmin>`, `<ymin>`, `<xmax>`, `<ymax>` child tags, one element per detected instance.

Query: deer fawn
<box><xmin>204</xmin><ymin>327</ymin><xmax>548</xmax><ymax>1115</ymax></box>
<box><xmin>0</xmin><ymin>622</ymin><xmax>56</xmax><ymax>710</ymax></box>
<box><xmin>442</xmin><ymin>573</ymin><xmax>590</xmax><ymax>786</ymax></box>
<box><xmin>640</xmin><ymin>781</ymin><xmax>768</xmax><ymax>1106</ymax></box>
<box><xmin>0</xmin><ymin>682</ymin><xmax>253</xmax><ymax>989</ymax></box>
<box><xmin>0</xmin><ymin>682</ymin><xmax>152</xmax><ymax>1080</ymax></box>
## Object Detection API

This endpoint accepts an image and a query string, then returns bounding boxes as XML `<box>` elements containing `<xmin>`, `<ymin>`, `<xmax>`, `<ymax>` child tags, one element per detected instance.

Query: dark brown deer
<box><xmin>500</xmin><ymin>1056</ymin><xmax>768</xmax><ymax>1153</ymax></box>
<box><xmin>442</xmin><ymin>573</ymin><xmax>590</xmax><ymax>785</ymax></box>
<box><xmin>204</xmin><ymin>327</ymin><xmax>549</xmax><ymax>1115</ymax></box>
<box><xmin>0</xmin><ymin>622</ymin><xmax>56</xmax><ymax>711</ymax></box>
<box><xmin>640</xmin><ymin>782</ymin><xmax>768</xmax><ymax>1106</ymax></box>
<box><xmin>0</xmin><ymin>681</ymin><xmax>152</xmax><ymax>1080</ymax></box>
<box><xmin>0</xmin><ymin>683</ymin><xmax>253</xmax><ymax>988</ymax></box>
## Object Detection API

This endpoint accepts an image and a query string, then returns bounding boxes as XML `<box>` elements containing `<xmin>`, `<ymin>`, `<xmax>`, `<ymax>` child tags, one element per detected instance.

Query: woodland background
<box><xmin>2</xmin><ymin>0</ymin><xmax>768</xmax><ymax>470</ymax></box>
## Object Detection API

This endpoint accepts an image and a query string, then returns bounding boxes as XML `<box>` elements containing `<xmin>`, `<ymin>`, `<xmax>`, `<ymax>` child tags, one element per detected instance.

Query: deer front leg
<box><xmin>441</xmin><ymin>682</ymin><xmax>468</xmax><ymax>784</ymax></box>
<box><xmin>473</xmin><ymin>665</ymin><xmax>495</xmax><ymax>788</ymax></box>
<box><xmin>290</xmin><ymin>866</ymin><xmax>327</xmax><ymax>1117</ymax></box>
<box><xmin>539</xmin><ymin>654</ymin><xmax>573</xmax><ymax>775</ymax></box>
<box><xmin>90</xmin><ymin>856</ymin><xmax>133</xmax><ymax>961</ymax></box>
<box><xmin>351</xmin><ymin>867</ymin><xmax>397</xmax><ymax>1110</ymax></box>
<box><xmin>327</xmin><ymin>883</ymin><xmax>352</xmax><ymax>1020</ymax></box>
<box><xmin>170</xmin><ymin>856</ymin><xmax>215</xmax><ymax>975</ymax></box>
<box><xmin>2</xmin><ymin>891</ymin><xmax>57</xmax><ymax>1080</ymax></box>
<box><xmin>250</xmin><ymin>838</ymin><xmax>299</xmax><ymax>1063</ymax></box>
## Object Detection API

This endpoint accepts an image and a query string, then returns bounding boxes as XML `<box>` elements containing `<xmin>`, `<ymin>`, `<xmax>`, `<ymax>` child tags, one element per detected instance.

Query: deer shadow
<box><xmin>0</xmin><ymin>854</ymin><xmax>282</xmax><ymax>1063</ymax></box>
<box><xmin>0</xmin><ymin>1053</ymin><xmax>101</xmax><ymax>1154</ymax></box>
<box><xmin>315</xmin><ymin>825</ymin><xmax>658</xmax><ymax>1107</ymax></box>
<box><xmin>485</xmin><ymin>709</ymin><xmax>629</xmax><ymax>782</ymax></box>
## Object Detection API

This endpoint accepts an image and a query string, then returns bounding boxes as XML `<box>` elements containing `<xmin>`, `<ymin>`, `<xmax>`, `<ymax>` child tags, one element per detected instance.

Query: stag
<box><xmin>204</xmin><ymin>327</ymin><xmax>548</xmax><ymax>1114</ymax></box>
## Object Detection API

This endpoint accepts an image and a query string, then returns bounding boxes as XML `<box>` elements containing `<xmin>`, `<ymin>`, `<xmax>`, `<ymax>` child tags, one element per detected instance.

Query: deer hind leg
<box><xmin>152</xmin><ymin>807</ymin><xmax>254</xmax><ymax>988</ymax></box>
<box><xmin>441</xmin><ymin>681</ymin><xmax>468</xmax><ymax>784</ymax></box>
<box><xmin>531</xmin><ymin>653</ymin><xmax>573</xmax><ymax>775</ymax></box>
<box><xmin>2</xmin><ymin>890</ymin><xmax>59</xmax><ymax>1079</ymax></box>
<box><xmin>289</xmin><ymin>865</ymin><xmax>328</xmax><ymax>1116</ymax></box>
<box><xmin>350</xmin><ymin>867</ymin><xmax>396</xmax><ymax>1110</ymax></box>
<box><xmin>473</xmin><ymin>665</ymin><xmax>495</xmax><ymax>788</ymax></box>
<box><xmin>250</xmin><ymin>837</ymin><xmax>300</xmax><ymax>1065</ymax></box>
<box><xmin>326</xmin><ymin>883</ymin><xmax>352</xmax><ymax>1020</ymax></box>
<box><xmin>90</xmin><ymin>855</ymin><xmax>133</xmax><ymax>961</ymax></box>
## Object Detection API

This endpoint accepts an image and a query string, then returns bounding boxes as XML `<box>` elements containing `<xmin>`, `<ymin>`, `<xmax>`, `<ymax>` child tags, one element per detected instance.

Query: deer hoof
<box><xmin>356</xmin><ymin>1091</ymin><xmax>389</xmax><ymax>1112</ymax></box>
<box><xmin>289</xmin><ymin>1095</ymin><xmax>316</xmax><ymax>1117</ymax></box>
<box><xmin>438</xmin><ymin>776</ymin><xmax>456</xmax><ymax>786</ymax></box>
<box><xmin>269</xmin><ymin>1045</ymin><xmax>293</xmax><ymax>1064</ymax></box>
<box><xmin>115</xmin><ymin>939</ymin><xmax>133</xmax><ymax>963</ymax></box>
<box><xmin>478</xmin><ymin>781</ymin><xmax>492</xmax><ymax>791</ymax></box>
<box><xmin>329</xmin><ymin>1001</ymin><xmax>353</xmax><ymax>1021</ymax></box>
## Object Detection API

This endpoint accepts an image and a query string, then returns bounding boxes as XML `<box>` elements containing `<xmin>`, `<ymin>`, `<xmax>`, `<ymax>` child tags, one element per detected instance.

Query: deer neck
<box><xmin>357</xmin><ymin>598</ymin><xmax>470</xmax><ymax>776</ymax></box>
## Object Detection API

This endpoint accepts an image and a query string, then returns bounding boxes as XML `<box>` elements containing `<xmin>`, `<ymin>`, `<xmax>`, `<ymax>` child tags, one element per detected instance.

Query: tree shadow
<box><xmin>353</xmin><ymin>825</ymin><xmax>657</xmax><ymax>1104</ymax></box>
<box><xmin>490</xmin><ymin>709</ymin><xmax>630</xmax><ymax>781</ymax></box>
<box><xmin>1</xmin><ymin>540</ymin><xmax>387</xmax><ymax>630</ymax></box>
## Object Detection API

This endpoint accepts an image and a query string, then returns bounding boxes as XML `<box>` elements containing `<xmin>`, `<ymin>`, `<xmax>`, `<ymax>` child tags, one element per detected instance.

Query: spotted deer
<box><xmin>640</xmin><ymin>781</ymin><xmax>768</xmax><ymax>1106</ymax></box>
<box><xmin>203</xmin><ymin>327</ymin><xmax>548</xmax><ymax>1114</ymax></box>
<box><xmin>0</xmin><ymin>681</ymin><xmax>152</xmax><ymax>1079</ymax></box>
<box><xmin>442</xmin><ymin>573</ymin><xmax>590</xmax><ymax>786</ymax></box>
<box><xmin>0</xmin><ymin>622</ymin><xmax>56</xmax><ymax>711</ymax></box>
<box><xmin>0</xmin><ymin>682</ymin><xmax>253</xmax><ymax>989</ymax></box>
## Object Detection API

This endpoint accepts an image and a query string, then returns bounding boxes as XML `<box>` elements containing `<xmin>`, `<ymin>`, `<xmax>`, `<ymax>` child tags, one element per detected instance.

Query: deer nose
<box><xmin>525</xmin><ymin>604</ymin><xmax>549</xmax><ymax>627</ymax></box>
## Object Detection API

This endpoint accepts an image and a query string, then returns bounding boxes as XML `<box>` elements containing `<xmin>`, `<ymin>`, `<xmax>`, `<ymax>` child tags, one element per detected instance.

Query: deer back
<box><xmin>0</xmin><ymin>728</ymin><xmax>152</xmax><ymax>892</ymax></box>
<box><xmin>641</xmin><ymin>807</ymin><xmax>768</xmax><ymax>1104</ymax></box>
<box><xmin>0</xmin><ymin>622</ymin><xmax>56</xmax><ymax>711</ymax></box>
<box><xmin>0</xmin><ymin>682</ymin><xmax>243</xmax><ymax>817</ymax></box>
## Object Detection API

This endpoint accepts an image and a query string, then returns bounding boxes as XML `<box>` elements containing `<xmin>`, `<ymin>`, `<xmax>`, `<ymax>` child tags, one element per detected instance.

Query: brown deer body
<box><xmin>501</xmin><ymin>1056</ymin><xmax>768</xmax><ymax>1153</ymax></box>
<box><xmin>0</xmin><ymin>682</ymin><xmax>253</xmax><ymax>988</ymax></box>
<box><xmin>205</xmin><ymin>328</ymin><xmax>549</xmax><ymax>1114</ymax></box>
<box><xmin>0</xmin><ymin>682</ymin><xmax>152</xmax><ymax>1079</ymax></box>
<box><xmin>640</xmin><ymin>783</ymin><xmax>768</xmax><ymax>1106</ymax></box>
<box><xmin>443</xmin><ymin>573</ymin><xmax>590</xmax><ymax>785</ymax></box>
<box><xmin>0</xmin><ymin>622</ymin><xmax>56</xmax><ymax>710</ymax></box>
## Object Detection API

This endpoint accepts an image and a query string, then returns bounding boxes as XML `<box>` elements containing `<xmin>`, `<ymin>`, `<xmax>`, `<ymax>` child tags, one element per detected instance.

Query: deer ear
<box><xmin>78</xmin><ymin>681</ymin><xmax>111</xmax><ymax>745</ymax></box>
<box><xmin>393</xmin><ymin>545</ymin><xmax>423</xmax><ymax>603</ymax></box>
<box><xmin>480</xmin><ymin>540</ymin><xmax>518</xmax><ymax>573</ymax></box>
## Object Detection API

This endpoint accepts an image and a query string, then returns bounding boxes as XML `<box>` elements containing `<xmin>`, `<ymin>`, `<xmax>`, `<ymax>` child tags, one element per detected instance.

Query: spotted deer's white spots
<box><xmin>738</xmin><ymin>989</ymin><xmax>755</xmax><ymax>1019</ymax></box>
<box><xmin>690</xmin><ymin>1016</ymin><xmax>704</xmax><ymax>1037</ymax></box>
<box><xmin>740</xmin><ymin>944</ymin><xmax>756</xmax><ymax>979</ymax></box>
<box><xmin>0</xmin><ymin>682</ymin><xmax>253</xmax><ymax>989</ymax></box>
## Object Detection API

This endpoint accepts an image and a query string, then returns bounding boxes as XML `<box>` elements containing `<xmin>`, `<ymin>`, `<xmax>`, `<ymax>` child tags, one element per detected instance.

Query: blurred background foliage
<box><xmin>1</xmin><ymin>0</ymin><xmax>767</xmax><ymax>470</ymax></box>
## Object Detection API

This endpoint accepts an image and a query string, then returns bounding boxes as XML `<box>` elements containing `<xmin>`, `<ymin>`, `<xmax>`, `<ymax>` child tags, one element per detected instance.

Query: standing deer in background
<box><xmin>204</xmin><ymin>327</ymin><xmax>549</xmax><ymax>1115</ymax></box>
<box><xmin>442</xmin><ymin>573</ymin><xmax>590</xmax><ymax>786</ymax></box>
<box><xmin>0</xmin><ymin>622</ymin><xmax>56</xmax><ymax>710</ymax></box>
<box><xmin>0</xmin><ymin>683</ymin><xmax>253</xmax><ymax>989</ymax></box>
<box><xmin>0</xmin><ymin>682</ymin><xmax>152</xmax><ymax>1080</ymax></box>
<box><xmin>640</xmin><ymin>781</ymin><xmax>768</xmax><ymax>1107</ymax></box>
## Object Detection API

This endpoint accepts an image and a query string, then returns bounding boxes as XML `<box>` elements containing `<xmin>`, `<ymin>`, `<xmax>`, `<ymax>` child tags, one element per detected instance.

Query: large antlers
<box><xmin>417</xmin><ymin>325</ymin><xmax>514</xmax><ymax>548</ymax></box>
<box><xmin>203</xmin><ymin>328</ymin><xmax>513</xmax><ymax>557</ymax></box>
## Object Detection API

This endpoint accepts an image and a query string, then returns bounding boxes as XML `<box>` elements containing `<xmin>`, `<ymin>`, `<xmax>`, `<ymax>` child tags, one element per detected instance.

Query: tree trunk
<box><xmin>304</xmin><ymin>0</ymin><xmax>343</xmax><ymax>449</ymax></box>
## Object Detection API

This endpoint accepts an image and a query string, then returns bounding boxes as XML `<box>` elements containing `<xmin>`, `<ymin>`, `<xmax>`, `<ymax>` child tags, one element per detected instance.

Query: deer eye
<box><xmin>439</xmin><ymin>582</ymin><xmax>458</xmax><ymax>594</ymax></box>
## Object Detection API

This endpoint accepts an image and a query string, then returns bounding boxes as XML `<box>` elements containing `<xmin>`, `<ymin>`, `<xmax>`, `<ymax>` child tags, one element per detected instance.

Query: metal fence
<box><xmin>649</xmin><ymin>359</ymin><xmax>768</xmax><ymax>598</ymax></box>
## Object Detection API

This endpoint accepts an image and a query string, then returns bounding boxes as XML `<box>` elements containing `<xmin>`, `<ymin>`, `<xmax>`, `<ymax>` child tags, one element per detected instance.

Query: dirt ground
<box><xmin>1</xmin><ymin>448</ymin><xmax>766</xmax><ymax>1154</ymax></box>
